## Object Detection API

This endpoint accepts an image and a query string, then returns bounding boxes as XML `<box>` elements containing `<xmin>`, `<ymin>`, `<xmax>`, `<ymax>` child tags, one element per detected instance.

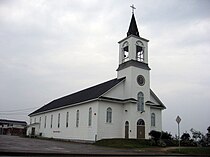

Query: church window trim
<box><xmin>58</xmin><ymin>113</ymin><xmax>60</xmax><ymax>128</ymax></box>
<box><xmin>136</xmin><ymin>41</ymin><xmax>144</xmax><ymax>62</ymax></box>
<box><xmin>66</xmin><ymin>112</ymin><xmax>69</xmax><ymax>128</ymax></box>
<box><xmin>106</xmin><ymin>107</ymin><xmax>112</xmax><ymax>123</ymax></box>
<box><xmin>137</xmin><ymin>92</ymin><xmax>144</xmax><ymax>112</ymax></box>
<box><xmin>122</xmin><ymin>41</ymin><xmax>129</xmax><ymax>63</ymax></box>
<box><xmin>50</xmin><ymin>115</ymin><xmax>53</xmax><ymax>128</ymax></box>
<box><xmin>151</xmin><ymin>113</ymin><xmax>156</xmax><ymax>127</ymax></box>
<box><xmin>76</xmin><ymin>110</ymin><xmax>79</xmax><ymax>127</ymax></box>
<box><xmin>88</xmin><ymin>107</ymin><xmax>92</xmax><ymax>127</ymax></box>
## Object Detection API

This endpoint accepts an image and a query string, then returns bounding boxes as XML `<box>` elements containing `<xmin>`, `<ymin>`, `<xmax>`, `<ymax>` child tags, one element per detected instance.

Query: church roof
<box><xmin>149</xmin><ymin>90</ymin><xmax>166</xmax><ymax>109</ymax></box>
<box><xmin>127</xmin><ymin>14</ymin><xmax>140</xmax><ymax>37</ymax></box>
<box><xmin>29</xmin><ymin>77</ymin><xmax>125</xmax><ymax>116</ymax></box>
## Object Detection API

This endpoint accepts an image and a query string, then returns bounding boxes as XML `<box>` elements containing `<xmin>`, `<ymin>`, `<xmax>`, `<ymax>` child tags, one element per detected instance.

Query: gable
<box><xmin>147</xmin><ymin>89</ymin><xmax>166</xmax><ymax>109</ymax></box>
<box><xmin>102</xmin><ymin>78</ymin><xmax>126</xmax><ymax>100</ymax></box>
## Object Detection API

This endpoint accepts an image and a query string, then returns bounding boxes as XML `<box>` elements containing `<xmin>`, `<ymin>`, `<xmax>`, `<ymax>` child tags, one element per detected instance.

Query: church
<box><xmin>27</xmin><ymin>11</ymin><xmax>166</xmax><ymax>141</ymax></box>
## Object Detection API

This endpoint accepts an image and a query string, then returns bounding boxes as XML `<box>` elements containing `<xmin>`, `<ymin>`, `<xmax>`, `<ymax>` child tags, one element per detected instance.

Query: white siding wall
<box><xmin>150</xmin><ymin>108</ymin><xmax>162</xmax><ymax>132</ymax></box>
<box><xmin>122</xmin><ymin>103</ymin><xmax>151</xmax><ymax>139</ymax></box>
<box><xmin>97</xmin><ymin>101</ymin><xmax>123</xmax><ymax>140</ymax></box>
<box><xmin>29</xmin><ymin>101</ymin><xmax>98</xmax><ymax>141</ymax></box>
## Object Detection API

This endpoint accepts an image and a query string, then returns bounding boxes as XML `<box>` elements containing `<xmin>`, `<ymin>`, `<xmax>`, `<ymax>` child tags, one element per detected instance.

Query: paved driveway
<box><xmin>0</xmin><ymin>135</ymin><xmax>139</xmax><ymax>155</ymax></box>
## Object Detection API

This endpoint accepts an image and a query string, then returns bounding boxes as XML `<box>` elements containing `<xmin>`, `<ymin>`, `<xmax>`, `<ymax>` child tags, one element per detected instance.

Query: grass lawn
<box><xmin>95</xmin><ymin>139</ymin><xmax>210</xmax><ymax>155</ymax></box>
<box><xmin>169</xmin><ymin>147</ymin><xmax>210</xmax><ymax>155</ymax></box>
<box><xmin>95</xmin><ymin>138</ymin><xmax>154</xmax><ymax>148</ymax></box>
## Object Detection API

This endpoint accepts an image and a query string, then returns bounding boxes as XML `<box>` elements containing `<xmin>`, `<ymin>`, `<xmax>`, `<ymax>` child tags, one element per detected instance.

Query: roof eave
<box><xmin>29</xmin><ymin>98</ymin><xmax>99</xmax><ymax>117</ymax></box>
<box><xmin>118</xmin><ymin>35</ymin><xmax>149</xmax><ymax>44</ymax></box>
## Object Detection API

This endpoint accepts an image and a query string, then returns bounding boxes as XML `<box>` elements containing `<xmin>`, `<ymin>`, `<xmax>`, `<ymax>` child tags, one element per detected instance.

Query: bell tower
<box><xmin>118</xmin><ymin>13</ymin><xmax>149</xmax><ymax>66</ymax></box>
<box><xmin>117</xmin><ymin>10</ymin><xmax>151</xmax><ymax>100</ymax></box>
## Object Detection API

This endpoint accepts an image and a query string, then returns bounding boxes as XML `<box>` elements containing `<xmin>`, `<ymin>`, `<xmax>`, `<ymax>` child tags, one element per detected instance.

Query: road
<box><xmin>0</xmin><ymin>135</ymin><xmax>201</xmax><ymax>156</ymax></box>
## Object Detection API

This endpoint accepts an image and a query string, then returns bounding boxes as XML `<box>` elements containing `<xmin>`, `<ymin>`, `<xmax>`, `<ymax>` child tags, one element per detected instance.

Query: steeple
<box><xmin>127</xmin><ymin>14</ymin><xmax>140</xmax><ymax>37</ymax></box>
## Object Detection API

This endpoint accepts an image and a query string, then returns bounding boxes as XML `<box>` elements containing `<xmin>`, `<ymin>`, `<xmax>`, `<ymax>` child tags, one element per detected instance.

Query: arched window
<box><xmin>76</xmin><ymin>110</ymin><xmax>79</xmax><ymax>127</ymax></box>
<box><xmin>58</xmin><ymin>113</ymin><xmax>60</xmax><ymax>128</ymax></box>
<box><xmin>39</xmin><ymin>117</ymin><xmax>41</xmax><ymax>129</ymax></box>
<box><xmin>122</xmin><ymin>41</ymin><xmax>129</xmax><ymax>62</ymax></box>
<box><xmin>44</xmin><ymin>116</ymin><xmax>47</xmax><ymax>128</ymax></box>
<box><xmin>151</xmin><ymin>113</ymin><xmax>155</xmax><ymax>127</ymax></box>
<box><xmin>137</xmin><ymin>92</ymin><xmax>144</xmax><ymax>112</ymax></box>
<box><xmin>106</xmin><ymin>107</ymin><xmax>112</xmax><ymax>123</ymax></box>
<box><xmin>50</xmin><ymin>115</ymin><xmax>53</xmax><ymax>128</ymax></box>
<box><xmin>136</xmin><ymin>41</ymin><xmax>144</xmax><ymax>62</ymax></box>
<box><xmin>66</xmin><ymin>112</ymin><xmax>69</xmax><ymax>128</ymax></box>
<box><xmin>88</xmin><ymin>107</ymin><xmax>92</xmax><ymax>126</ymax></box>
<box><xmin>137</xmin><ymin>119</ymin><xmax>145</xmax><ymax>126</ymax></box>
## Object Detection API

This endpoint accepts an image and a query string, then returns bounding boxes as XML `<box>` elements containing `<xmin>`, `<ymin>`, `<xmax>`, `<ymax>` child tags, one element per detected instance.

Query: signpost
<box><xmin>176</xmin><ymin>116</ymin><xmax>181</xmax><ymax>152</ymax></box>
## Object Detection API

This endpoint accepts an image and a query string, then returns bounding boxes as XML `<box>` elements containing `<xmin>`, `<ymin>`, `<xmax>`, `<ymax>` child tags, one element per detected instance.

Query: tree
<box><xmin>181</xmin><ymin>132</ymin><xmax>190</xmax><ymax>141</ymax></box>
<box><xmin>207</xmin><ymin>126</ymin><xmax>210</xmax><ymax>146</ymax></box>
<box><xmin>180</xmin><ymin>132</ymin><xmax>194</xmax><ymax>146</ymax></box>
<box><xmin>190</xmin><ymin>128</ymin><xmax>207</xmax><ymax>147</ymax></box>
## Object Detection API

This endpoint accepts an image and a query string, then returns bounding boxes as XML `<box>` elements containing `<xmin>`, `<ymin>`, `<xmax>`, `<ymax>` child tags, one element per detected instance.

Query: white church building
<box><xmin>27</xmin><ymin>12</ymin><xmax>166</xmax><ymax>141</ymax></box>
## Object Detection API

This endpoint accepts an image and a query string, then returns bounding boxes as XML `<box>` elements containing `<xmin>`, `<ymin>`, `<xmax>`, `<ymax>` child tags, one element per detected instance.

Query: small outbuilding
<box><xmin>0</xmin><ymin>119</ymin><xmax>27</xmax><ymax>136</ymax></box>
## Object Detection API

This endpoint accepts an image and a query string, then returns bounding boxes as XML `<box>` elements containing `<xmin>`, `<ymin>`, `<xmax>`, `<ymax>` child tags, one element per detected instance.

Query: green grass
<box><xmin>169</xmin><ymin>147</ymin><xmax>210</xmax><ymax>155</ymax></box>
<box><xmin>94</xmin><ymin>138</ymin><xmax>153</xmax><ymax>148</ymax></box>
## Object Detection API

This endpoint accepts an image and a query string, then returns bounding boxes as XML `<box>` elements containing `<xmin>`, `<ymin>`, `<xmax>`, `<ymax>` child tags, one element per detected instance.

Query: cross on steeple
<box><xmin>130</xmin><ymin>4</ymin><xmax>136</xmax><ymax>14</ymax></box>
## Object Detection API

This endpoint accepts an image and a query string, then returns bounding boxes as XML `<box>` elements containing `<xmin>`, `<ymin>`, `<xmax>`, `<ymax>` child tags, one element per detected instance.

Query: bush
<box><xmin>149</xmin><ymin>130</ymin><xmax>161</xmax><ymax>145</ymax></box>
<box><xmin>161</xmin><ymin>131</ymin><xmax>172</xmax><ymax>140</ymax></box>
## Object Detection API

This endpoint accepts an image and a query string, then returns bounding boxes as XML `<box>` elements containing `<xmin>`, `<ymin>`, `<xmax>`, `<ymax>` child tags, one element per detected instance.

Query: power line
<box><xmin>0</xmin><ymin>112</ymin><xmax>29</xmax><ymax>115</ymax></box>
<box><xmin>0</xmin><ymin>106</ymin><xmax>39</xmax><ymax>113</ymax></box>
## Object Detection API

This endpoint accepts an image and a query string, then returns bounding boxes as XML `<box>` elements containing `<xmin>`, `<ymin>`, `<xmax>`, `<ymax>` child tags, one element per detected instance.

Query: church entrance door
<box><xmin>125</xmin><ymin>121</ymin><xmax>129</xmax><ymax>139</ymax></box>
<box><xmin>31</xmin><ymin>127</ymin><xmax>35</xmax><ymax>136</ymax></box>
<box><xmin>137</xmin><ymin>119</ymin><xmax>145</xmax><ymax>139</ymax></box>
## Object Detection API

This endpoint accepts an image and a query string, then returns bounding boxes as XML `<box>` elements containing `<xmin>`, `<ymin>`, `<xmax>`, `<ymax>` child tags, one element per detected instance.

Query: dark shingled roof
<box><xmin>150</xmin><ymin>89</ymin><xmax>166</xmax><ymax>109</ymax></box>
<box><xmin>117</xmin><ymin>60</ymin><xmax>151</xmax><ymax>71</ymax></box>
<box><xmin>0</xmin><ymin>119</ymin><xmax>27</xmax><ymax>126</ymax></box>
<box><xmin>29</xmin><ymin>77</ymin><xmax>125</xmax><ymax>116</ymax></box>
<box><xmin>127</xmin><ymin>14</ymin><xmax>140</xmax><ymax>37</ymax></box>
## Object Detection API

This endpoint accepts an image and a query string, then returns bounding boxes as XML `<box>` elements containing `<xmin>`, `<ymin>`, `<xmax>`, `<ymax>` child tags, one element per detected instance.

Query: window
<box><xmin>39</xmin><ymin>117</ymin><xmax>41</xmax><ymax>129</ymax></box>
<box><xmin>122</xmin><ymin>41</ymin><xmax>129</xmax><ymax>62</ymax></box>
<box><xmin>76</xmin><ymin>110</ymin><xmax>79</xmax><ymax>127</ymax></box>
<box><xmin>30</xmin><ymin>118</ymin><xmax>32</xmax><ymax>124</ymax></box>
<box><xmin>136</xmin><ymin>41</ymin><xmax>144</xmax><ymax>62</ymax></box>
<box><xmin>88</xmin><ymin>107</ymin><xmax>92</xmax><ymax>126</ymax></box>
<box><xmin>137</xmin><ymin>92</ymin><xmax>144</xmax><ymax>112</ymax></box>
<box><xmin>66</xmin><ymin>112</ymin><xmax>69</xmax><ymax>128</ymax></box>
<box><xmin>34</xmin><ymin>118</ymin><xmax>36</xmax><ymax>123</ymax></box>
<box><xmin>50</xmin><ymin>115</ymin><xmax>53</xmax><ymax>128</ymax></box>
<box><xmin>137</xmin><ymin>119</ymin><xmax>145</xmax><ymax>126</ymax></box>
<box><xmin>58</xmin><ymin>113</ymin><xmax>60</xmax><ymax>128</ymax></box>
<box><xmin>44</xmin><ymin>116</ymin><xmax>47</xmax><ymax>128</ymax></box>
<box><xmin>106</xmin><ymin>107</ymin><xmax>112</xmax><ymax>123</ymax></box>
<box><xmin>151</xmin><ymin>113</ymin><xmax>155</xmax><ymax>127</ymax></box>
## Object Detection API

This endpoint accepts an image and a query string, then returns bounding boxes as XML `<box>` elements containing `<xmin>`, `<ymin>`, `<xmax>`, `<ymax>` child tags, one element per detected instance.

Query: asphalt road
<box><xmin>0</xmin><ymin>135</ymin><xmax>201</xmax><ymax>156</ymax></box>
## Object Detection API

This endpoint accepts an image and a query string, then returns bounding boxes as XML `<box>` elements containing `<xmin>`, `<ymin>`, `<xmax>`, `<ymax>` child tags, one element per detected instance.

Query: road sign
<box><xmin>176</xmin><ymin>116</ymin><xmax>181</xmax><ymax>124</ymax></box>
<box><xmin>176</xmin><ymin>115</ymin><xmax>181</xmax><ymax>152</ymax></box>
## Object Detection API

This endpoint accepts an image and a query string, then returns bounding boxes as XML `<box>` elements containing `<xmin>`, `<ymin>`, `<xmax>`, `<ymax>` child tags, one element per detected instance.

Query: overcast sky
<box><xmin>0</xmin><ymin>0</ymin><xmax>210</xmax><ymax>136</ymax></box>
